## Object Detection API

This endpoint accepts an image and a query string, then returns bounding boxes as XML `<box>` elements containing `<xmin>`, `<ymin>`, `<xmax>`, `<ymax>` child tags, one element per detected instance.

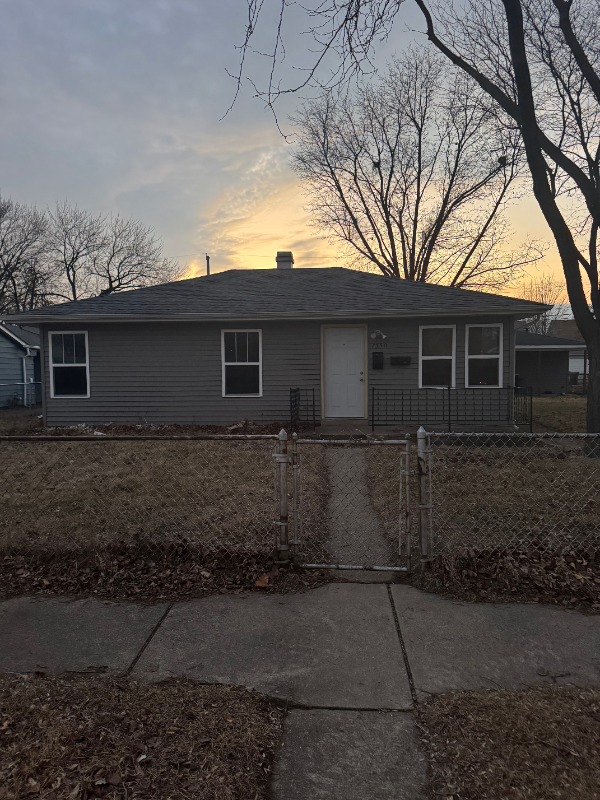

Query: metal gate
<box><xmin>273</xmin><ymin>430</ymin><xmax>415</xmax><ymax>574</ymax></box>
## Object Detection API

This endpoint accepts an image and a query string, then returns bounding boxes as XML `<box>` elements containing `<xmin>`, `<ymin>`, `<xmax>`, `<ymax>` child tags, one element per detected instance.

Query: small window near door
<box><xmin>466</xmin><ymin>325</ymin><xmax>502</xmax><ymax>387</ymax></box>
<box><xmin>49</xmin><ymin>332</ymin><xmax>89</xmax><ymax>397</ymax></box>
<box><xmin>420</xmin><ymin>326</ymin><xmax>455</xmax><ymax>388</ymax></box>
<box><xmin>222</xmin><ymin>330</ymin><xmax>262</xmax><ymax>396</ymax></box>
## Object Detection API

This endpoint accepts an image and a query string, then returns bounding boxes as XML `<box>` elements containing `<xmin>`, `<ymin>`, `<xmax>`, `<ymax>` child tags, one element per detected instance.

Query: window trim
<box><xmin>465</xmin><ymin>323</ymin><xmax>503</xmax><ymax>388</ymax></box>
<box><xmin>419</xmin><ymin>325</ymin><xmax>456</xmax><ymax>389</ymax></box>
<box><xmin>49</xmin><ymin>330</ymin><xmax>90</xmax><ymax>399</ymax></box>
<box><xmin>221</xmin><ymin>329</ymin><xmax>263</xmax><ymax>398</ymax></box>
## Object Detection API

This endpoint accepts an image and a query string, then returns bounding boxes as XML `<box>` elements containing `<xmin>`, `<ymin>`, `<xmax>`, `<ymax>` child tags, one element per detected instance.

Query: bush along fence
<box><xmin>1</xmin><ymin>428</ymin><xmax>599</xmax><ymax>573</ymax></box>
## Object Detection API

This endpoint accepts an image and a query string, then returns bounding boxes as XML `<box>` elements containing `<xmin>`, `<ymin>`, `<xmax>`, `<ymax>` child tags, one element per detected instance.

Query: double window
<box><xmin>419</xmin><ymin>326</ymin><xmax>455</xmax><ymax>388</ymax></box>
<box><xmin>222</xmin><ymin>330</ymin><xmax>262</xmax><ymax>396</ymax></box>
<box><xmin>49</xmin><ymin>332</ymin><xmax>89</xmax><ymax>398</ymax></box>
<box><xmin>466</xmin><ymin>325</ymin><xmax>502</xmax><ymax>387</ymax></box>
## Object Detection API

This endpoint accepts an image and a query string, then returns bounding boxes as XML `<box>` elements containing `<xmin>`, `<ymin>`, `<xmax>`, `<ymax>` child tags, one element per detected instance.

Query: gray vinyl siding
<box><xmin>0</xmin><ymin>335</ymin><xmax>23</xmax><ymax>406</ymax></box>
<box><xmin>0</xmin><ymin>335</ymin><xmax>38</xmax><ymax>407</ymax></box>
<box><xmin>41</xmin><ymin>315</ymin><xmax>517</xmax><ymax>427</ymax></box>
<box><xmin>365</xmin><ymin>316</ymin><xmax>514</xmax><ymax>391</ymax></box>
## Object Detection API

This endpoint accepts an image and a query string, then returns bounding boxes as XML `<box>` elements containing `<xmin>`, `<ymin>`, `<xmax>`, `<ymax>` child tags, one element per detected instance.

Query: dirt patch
<box><xmin>418</xmin><ymin>687</ymin><xmax>600</xmax><ymax>800</ymax></box>
<box><xmin>532</xmin><ymin>395</ymin><xmax>588</xmax><ymax>432</ymax></box>
<box><xmin>0</xmin><ymin>550</ymin><xmax>334</xmax><ymax>602</ymax></box>
<box><xmin>411</xmin><ymin>550</ymin><xmax>600</xmax><ymax>612</ymax></box>
<box><xmin>0</xmin><ymin>674</ymin><xmax>283</xmax><ymax>800</ymax></box>
<box><xmin>0</xmin><ymin>406</ymin><xmax>43</xmax><ymax>435</ymax></box>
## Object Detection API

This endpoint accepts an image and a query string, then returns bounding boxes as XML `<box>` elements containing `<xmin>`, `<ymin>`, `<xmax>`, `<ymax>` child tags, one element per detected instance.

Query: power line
<box><xmin>167</xmin><ymin>253</ymin><xmax>336</xmax><ymax>259</ymax></box>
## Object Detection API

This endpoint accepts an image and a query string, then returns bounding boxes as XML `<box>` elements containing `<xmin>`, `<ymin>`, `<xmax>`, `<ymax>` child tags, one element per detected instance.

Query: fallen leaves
<box><xmin>0</xmin><ymin>676</ymin><xmax>283</xmax><ymax>800</ymax></box>
<box><xmin>418</xmin><ymin>687</ymin><xmax>600</xmax><ymax>800</ymax></box>
<box><xmin>413</xmin><ymin>549</ymin><xmax>600</xmax><ymax>612</ymax></box>
<box><xmin>0</xmin><ymin>551</ymin><xmax>331</xmax><ymax>602</ymax></box>
<box><xmin>254</xmin><ymin>565</ymin><xmax>280</xmax><ymax>588</ymax></box>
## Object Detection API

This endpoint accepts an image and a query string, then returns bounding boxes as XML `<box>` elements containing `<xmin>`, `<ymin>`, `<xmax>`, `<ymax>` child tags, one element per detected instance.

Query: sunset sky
<box><xmin>0</xmin><ymin>0</ymin><xmax>565</xmax><ymax>289</ymax></box>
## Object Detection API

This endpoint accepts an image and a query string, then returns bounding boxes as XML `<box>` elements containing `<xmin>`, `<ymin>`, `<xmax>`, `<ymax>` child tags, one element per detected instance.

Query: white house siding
<box><xmin>40</xmin><ymin>315</ymin><xmax>516</xmax><ymax>427</ymax></box>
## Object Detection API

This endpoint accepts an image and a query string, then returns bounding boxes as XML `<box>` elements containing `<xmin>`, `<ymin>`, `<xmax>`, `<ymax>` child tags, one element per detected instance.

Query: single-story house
<box><xmin>0</xmin><ymin>323</ymin><xmax>41</xmax><ymax>407</ymax></box>
<box><xmin>515</xmin><ymin>330</ymin><xmax>588</xmax><ymax>395</ymax></box>
<box><xmin>1</xmin><ymin>253</ymin><xmax>548</xmax><ymax>430</ymax></box>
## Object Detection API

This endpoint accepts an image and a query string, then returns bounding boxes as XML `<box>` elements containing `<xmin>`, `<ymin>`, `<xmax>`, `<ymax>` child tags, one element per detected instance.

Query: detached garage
<box><xmin>515</xmin><ymin>330</ymin><xmax>587</xmax><ymax>395</ymax></box>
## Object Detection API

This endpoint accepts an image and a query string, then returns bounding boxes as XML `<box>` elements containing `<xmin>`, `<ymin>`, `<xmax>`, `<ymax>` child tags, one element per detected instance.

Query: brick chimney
<box><xmin>276</xmin><ymin>251</ymin><xmax>294</xmax><ymax>269</ymax></box>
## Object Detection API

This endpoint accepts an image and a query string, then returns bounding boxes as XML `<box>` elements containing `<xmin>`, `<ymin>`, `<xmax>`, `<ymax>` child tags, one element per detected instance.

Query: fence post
<box><xmin>274</xmin><ymin>428</ymin><xmax>290</xmax><ymax>564</ymax></box>
<box><xmin>400</xmin><ymin>435</ymin><xmax>412</xmax><ymax>573</ymax></box>
<box><xmin>290</xmin><ymin>432</ymin><xmax>300</xmax><ymax>561</ymax></box>
<box><xmin>417</xmin><ymin>426</ymin><xmax>432</xmax><ymax>564</ymax></box>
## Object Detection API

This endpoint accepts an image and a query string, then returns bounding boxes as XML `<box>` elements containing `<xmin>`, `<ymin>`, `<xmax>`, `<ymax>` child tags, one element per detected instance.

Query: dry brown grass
<box><xmin>366</xmin><ymin>444</ymin><xmax>415</xmax><ymax>550</ymax></box>
<box><xmin>0</xmin><ymin>675</ymin><xmax>282</xmax><ymax>800</ymax></box>
<box><xmin>0</xmin><ymin>439</ymin><xmax>327</xmax><ymax>560</ymax></box>
<box><xmin>532</xmin><ymin>394</ymin><xmax>588</xmax><ymax>432</ymax></box>
<box><xmin>429</xmin><ymin>441</ymin><xmax>600</xmax><ymax>554</ymax></box>
<box><xmin>367</xmin><ymin>440</ymin><xmax>600</xmax><ymax>557</ymax></box>
<box><xmin>418</xmin><ymin>687</ymin><xmax>600</xmax><ymax>800</ymax></box>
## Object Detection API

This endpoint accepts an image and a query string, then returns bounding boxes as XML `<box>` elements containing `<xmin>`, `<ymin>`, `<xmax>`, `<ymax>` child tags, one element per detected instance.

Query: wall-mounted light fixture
<box><xmin>370</xmin><ymin>330</ymin><xmax>387</xmax><ymax>340</ymax></box>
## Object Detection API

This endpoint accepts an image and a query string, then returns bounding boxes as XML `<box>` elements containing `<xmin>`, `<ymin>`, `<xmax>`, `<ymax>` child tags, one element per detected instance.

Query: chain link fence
<box><xmin>0</xmin><ymin>435</ymin><xmax>281</xmax><ymax>558</ymax></box>
<box><xmin>421</xmin><ymin>431</ymin><xmax>600</xmax><ymax>559</ymax></box>
<box><xmin>2</xmin><ymin>429</ymin><xmax>599</xmax><ymax>572</ymax></box>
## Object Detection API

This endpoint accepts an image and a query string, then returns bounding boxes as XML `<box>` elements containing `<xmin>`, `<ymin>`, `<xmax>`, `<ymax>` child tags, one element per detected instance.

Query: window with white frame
<box><xmin>420</xmin><ymin>326</ymin><xmax>455</xmax><ymax>388</ymax></box>
<box><xmin>50</xmin><ymin>332</ymin><xmax>89</xmax><ymax>397</ymax></box>
<box><xmin>222</xmin><ymin>330</ymin><xmax>262</xmax><ymax>396</ymax></box>
<box><xmin>466</xmin><ymin>325</ymin><xmax>502</xmax><ymax>387</ymax></box>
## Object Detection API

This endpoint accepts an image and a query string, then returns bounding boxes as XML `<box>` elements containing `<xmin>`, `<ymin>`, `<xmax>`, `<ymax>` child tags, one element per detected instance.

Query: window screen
<box><xmin>420</xmin><ymin>327</ymin><xmax>454</xmax><ymax>387</ymax></box>
<box><xmin>222</xmin><ymin>331</ymin><xmax>261</xmax><ymax>396</ymax></box>
<box><xmin>467</xmin><ymin>326</ymin><xmax>501</xmax><ymax>386</ymax></box>
<box><xmin>50</xmin><ymin>333</ymin><xmax>88</xmax><ymax>397</ymax></box>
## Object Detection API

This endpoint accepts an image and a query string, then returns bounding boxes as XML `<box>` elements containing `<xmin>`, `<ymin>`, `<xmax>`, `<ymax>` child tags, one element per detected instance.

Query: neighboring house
<box><xmin>515</xmin><ymin>330</ymin><xmax>587</xmax><ymax>395</ymax></box>
<box><xmin>548</xmin><ymin>319</ymin><xmax>589</xmax><ymax>386</ymax></box>
<box><xmin>1</xmin><ymin>253</ymin><xmax>548</xmax><ymax>430</ymax></box>
<box><xmin>0</xmin><ymin>324</ymin><xmax>41</xmax><ymax>407</ymax></box>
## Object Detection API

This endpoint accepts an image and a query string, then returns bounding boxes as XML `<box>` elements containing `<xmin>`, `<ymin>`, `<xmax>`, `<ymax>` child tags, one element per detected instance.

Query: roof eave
<box><xmin>516</xmin><ymin>344</ymin><xmax>587</xmax><ymax>351</ymax></box>
<box><xmin>0</xmin><ymin>324</ymin><xmax>40</xmax><ymax>349</ymax></box>
<box><xmin>1</xmin><ymin>306</ymin><xmax>549</xmax><ymax>324</ymax></box>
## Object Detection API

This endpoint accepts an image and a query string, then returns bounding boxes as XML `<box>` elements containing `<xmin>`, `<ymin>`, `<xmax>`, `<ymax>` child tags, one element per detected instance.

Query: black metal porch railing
<box><xmin>290</xmin><ymin>387</ymin><xmax>316</xmax><ymax>430</ymax></box>
<box><xmin>369</xmin><ymin>386</ymin><xmax>533</xmax><ymax>432</ymax></box>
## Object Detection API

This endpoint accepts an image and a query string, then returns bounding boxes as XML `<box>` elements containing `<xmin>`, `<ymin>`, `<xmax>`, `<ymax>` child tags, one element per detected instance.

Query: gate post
<box><xmin>417</xmin><ymin>426</ymin><xmax>432</xmax><ymax>564</ymax></box>
<box><xmin>273</xmin><ymin>428</ymin><xmax>290</xmax><ymax>564</ymax></box>
<box><xmin>290</xmin><ymin>432</ymin><xmax>300</xmax><ymax>562</ymax></box>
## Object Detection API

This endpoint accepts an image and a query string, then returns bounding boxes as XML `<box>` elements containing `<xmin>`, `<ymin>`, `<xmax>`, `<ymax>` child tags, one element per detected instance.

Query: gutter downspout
<box><xmin>21</xmin><ymin>346</ymin><xmax>35</xmax><ymax>407</ymax></box>
<box><xmin>21</xmin><ymin>353</ymin><xmax>28</xmax><ymax>407</ymax></box>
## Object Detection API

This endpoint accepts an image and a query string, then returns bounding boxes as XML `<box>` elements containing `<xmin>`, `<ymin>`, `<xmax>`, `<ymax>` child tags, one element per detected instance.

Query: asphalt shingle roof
<box><xmin>1</xmin><ymin>268</ymin><xmax>549</xmax><ymax>323</ymax></box>
<box><xmin>515</xmin><ymin>330</ymin><xmax>587</xmax><ymax>348</ymax></box>
<box><xmin>0</xmin><ymin>323</ymin><xmax>40</xmax><ymax>348</ymax></box>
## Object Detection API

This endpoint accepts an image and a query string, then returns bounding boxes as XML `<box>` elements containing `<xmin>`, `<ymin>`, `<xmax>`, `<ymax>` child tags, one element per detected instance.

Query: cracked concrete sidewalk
<box><xmin>2</xmin><ymin>583</ymin><xmax>599</xmax><ymax>798</ymax></box>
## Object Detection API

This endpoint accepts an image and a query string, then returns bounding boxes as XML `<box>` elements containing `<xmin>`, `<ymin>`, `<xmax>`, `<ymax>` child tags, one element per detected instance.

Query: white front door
<box><xmin>323</xmin><ymin>326</ymin><xmax>365</xmax><ymax>418</ymax></box>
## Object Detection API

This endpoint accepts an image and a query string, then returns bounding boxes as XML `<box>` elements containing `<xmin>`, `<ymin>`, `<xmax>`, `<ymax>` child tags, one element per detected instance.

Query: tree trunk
<box><xmin>586</xmin><ymin>331</ymin><xmax>600</xmax><ymax>434</ymax></box>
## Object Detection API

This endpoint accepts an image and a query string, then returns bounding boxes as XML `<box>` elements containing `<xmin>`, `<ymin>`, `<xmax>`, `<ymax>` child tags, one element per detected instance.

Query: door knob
<box><xmin>360</xmin><ymin>378</ymin><xmax>364</xmax><ymax>382</ymax></box>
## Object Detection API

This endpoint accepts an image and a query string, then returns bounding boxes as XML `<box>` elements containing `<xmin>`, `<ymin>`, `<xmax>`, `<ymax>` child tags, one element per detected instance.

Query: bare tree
<box><xmin>292</xmin><ymin>51</ymin><xmax>541</xmax><ymax>288</ymax></box>
<box><xmin>0</xmin><ymin>196</ymin><xmax>49</xmax><ymax>313</ymax></box>
<box><xmin>90</xmin><ymin>215</ymin><xmax>181</xmax><ymax>296</ymax></box>
<box><xmin>517</xmin><ymin>274</ymin><xmax>568</xmax><ymax>334</ymax></box>
<box><xmin>48</xmin><ymin>203</ymin><xmax>181</xmax><ymax>300</ymax></box>
<box><xmin>47</xmin><ymin>202</ymin><xmax>106</xmax><ymax>302</ymax></box>
<box><xmin>236</xmin><ymin>0</ymin><xmax>600</xmax><ymax>431</ymax></box>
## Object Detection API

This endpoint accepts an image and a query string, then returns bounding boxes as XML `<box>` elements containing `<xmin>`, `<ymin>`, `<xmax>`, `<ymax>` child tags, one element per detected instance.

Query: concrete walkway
<box><xmin>2</xmin><ymin>584</ymin><xmax>599</xmax><ymax>799</ymax></box>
